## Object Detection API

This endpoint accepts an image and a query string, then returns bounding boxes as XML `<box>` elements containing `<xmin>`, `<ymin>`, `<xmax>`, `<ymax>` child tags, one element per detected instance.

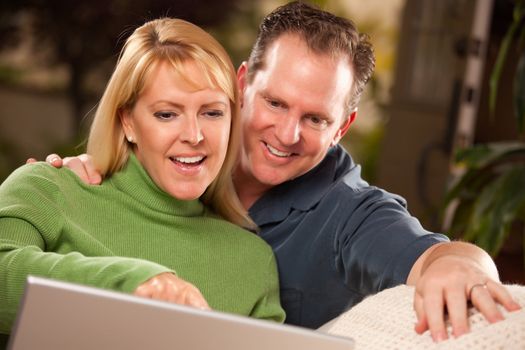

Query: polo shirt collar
<box><xmin>249</xmin><ymin>145</ymin><xmax>352</xmax><ymax>226</ymax></box>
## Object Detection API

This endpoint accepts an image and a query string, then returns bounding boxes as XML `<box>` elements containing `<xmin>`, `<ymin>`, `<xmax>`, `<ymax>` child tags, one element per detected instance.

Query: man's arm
<box><xmin>407</xmin><ymin>241</ymin><xmax>521</xmax><ymax>342</ymax></box>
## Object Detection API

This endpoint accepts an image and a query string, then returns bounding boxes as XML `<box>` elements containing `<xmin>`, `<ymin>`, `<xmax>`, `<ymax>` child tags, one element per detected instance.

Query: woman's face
<box><xmin>121</xmin><ymin>60</ymin><xmax>231</xmax><ymax>200</ymax></box>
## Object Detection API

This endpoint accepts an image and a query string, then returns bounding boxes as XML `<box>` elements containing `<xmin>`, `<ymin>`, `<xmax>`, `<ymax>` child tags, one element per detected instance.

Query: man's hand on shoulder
<box><xmin>407</xmin><ymin>241</ymin><xmax>521</xmax><ymax>342</ymax></box>
<box><xmin>27</xmin><ymin>153</ymin><xmax>102</xmax><ymax>185</ymax></box>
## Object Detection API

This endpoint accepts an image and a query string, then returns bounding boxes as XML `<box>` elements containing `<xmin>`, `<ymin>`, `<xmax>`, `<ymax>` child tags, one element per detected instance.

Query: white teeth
<box><xmin>173</xmin><ymin>156</ymin><xmax>204</xmax><ymax>164</ymax></box>
<box><xmin>266</xmin><ymin>143</ymin><xmax>292</xmax><ymax>157</ymax></box>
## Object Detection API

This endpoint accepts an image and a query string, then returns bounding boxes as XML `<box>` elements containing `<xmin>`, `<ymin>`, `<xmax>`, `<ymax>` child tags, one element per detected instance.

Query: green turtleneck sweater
<box><xmin>0</xmin><ymin>155</ymin><xmax>284</xmax><ymax>336</ymax></box>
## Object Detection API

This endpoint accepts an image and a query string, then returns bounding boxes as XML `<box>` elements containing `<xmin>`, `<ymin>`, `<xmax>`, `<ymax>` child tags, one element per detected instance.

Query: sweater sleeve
<box><xmin>249</xmin><ymin>253</ymin><xmax>285</xmax><ymax>323</ymax></box>
<box><xmin>0</xmin><ymin>164</ymin><xmax>173</xmax><ymax>334</ymax></box>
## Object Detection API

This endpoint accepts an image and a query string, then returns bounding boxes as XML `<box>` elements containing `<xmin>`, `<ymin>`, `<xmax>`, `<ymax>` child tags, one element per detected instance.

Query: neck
<box><xmin>233</xmin><ymin>165</ymin><xmax>273</xmax><ymax>210</ymax></box>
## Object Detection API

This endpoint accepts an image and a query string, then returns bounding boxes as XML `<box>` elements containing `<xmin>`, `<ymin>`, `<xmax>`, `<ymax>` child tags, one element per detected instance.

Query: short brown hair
<box><xmin>247</xmin><ymin>1</ymin><xmax>375</xmax><ymax>113</ymax></box>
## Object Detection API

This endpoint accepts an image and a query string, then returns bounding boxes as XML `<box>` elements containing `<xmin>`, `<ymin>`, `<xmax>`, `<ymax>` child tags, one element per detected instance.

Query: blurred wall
<box><xmin>0</xmin><ymin>86</ymin><xmax>73</xmax><ymax>167</ymax></box>
<box><xmin>0</xmin><ymin>0</ymin><xmax>403</xmax><ymax>182</ymax></box>
<box><xmin>376</xmin><ymin>0</ymin><xmax>479</xmax><ymax>230</ymax></box>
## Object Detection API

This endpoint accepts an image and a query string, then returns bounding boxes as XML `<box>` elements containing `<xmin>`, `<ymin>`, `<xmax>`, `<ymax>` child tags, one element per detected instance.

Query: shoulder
<box><xmin>327</xmin><ymin>174</ymin><xmax>408</xmax><ymax>213</ymax></box>
<box><xmin>0</xmin><ymin>162</ymin><xmax>85</xmax><ymax>197</ymax></box>
<box><xmin>204</xmin><ymin>215</ymin><xmax>274</xmax><ymax>256</ymax></box>
<box><xmin>0</xmin><ymin>163</ymin><xmax>67</xmax><ymax>216</ymax></box>
<box><xmin>1</xmin><ymin>162</ymin><xmax>59</xmax><ymax>188</ymax></box>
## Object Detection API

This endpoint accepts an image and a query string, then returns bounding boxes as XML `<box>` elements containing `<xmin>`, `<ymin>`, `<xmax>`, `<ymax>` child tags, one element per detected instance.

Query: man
<box><xmin>37</xmin><ymin>1</ymin><xmax>520</xmax><ymax>342</ymax></box>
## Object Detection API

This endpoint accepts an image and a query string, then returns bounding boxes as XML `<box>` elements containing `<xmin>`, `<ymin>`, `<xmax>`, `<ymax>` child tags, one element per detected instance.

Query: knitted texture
<box><xmin>0</xmin><ymin>155</ymin><xmax>284</xmax><ymax>334</ymax></box>
<box><xmin>321</xmin><ymin>284</ymin><xmax>525</xmax><ymax>349</ymax></box>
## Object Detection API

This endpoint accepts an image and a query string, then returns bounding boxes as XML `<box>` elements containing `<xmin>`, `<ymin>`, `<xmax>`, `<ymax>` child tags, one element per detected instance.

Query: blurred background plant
<box><xmin>444</xmin><ymin>0</ymin><xmax>525</xmax><ymax>265</ymax></box>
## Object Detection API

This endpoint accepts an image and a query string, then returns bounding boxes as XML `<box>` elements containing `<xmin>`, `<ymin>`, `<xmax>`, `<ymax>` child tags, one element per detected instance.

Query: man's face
<box><xmin>237</xmin><ymin>34</ymin><xmax>354</xmax><ymax>190</ymax></box>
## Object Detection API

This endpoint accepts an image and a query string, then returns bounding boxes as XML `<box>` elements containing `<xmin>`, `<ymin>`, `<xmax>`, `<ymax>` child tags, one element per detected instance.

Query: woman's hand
<box><xmin>134</xmin><ymin>272</ymin><xmax>211</xmax><ymax>310</ymax></box>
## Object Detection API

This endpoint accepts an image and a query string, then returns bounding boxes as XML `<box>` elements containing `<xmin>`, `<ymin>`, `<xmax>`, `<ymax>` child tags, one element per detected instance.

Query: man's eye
<box><xmin>310</xmin><ymin>116</ymin><xmax>321</xmax><ymax>124</ymax></box>
<box><xmin>153</xmin><ymin>111</ymin><xmax>177</xmax><ymax>120</ymax></box>
<box><xmin>266</xmin><ymin>99</ymin><xmax>282</xmax><ymax>108</ymax></box>
<box><xmin>306</xmin><ymin>115</ymin><xmax>328</xmax><ymax>129</ymax></box>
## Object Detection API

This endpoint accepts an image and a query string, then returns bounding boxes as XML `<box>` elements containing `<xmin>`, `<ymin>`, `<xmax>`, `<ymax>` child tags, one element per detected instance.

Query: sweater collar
<box><xmin>108</xmin><ymin>153</ymin><xmax>205</xmax><ymax>216</ymax></box>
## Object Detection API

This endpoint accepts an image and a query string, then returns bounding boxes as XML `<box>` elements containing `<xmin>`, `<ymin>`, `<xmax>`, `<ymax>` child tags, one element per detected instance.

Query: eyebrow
<box><xmin>149</xmin><ymin>100</ymin><xmax>228</xmax><ymax>109</ymax></box>
<box><xmin>201</xmin><ymin>101</ymin><xmax>228</xmax><ymax>109</ymax></box>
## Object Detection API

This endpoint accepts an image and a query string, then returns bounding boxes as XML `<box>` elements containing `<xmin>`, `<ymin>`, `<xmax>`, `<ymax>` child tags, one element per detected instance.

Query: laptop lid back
<box><xmin>8</xmin><ymin>276</ymin><xmax>354</xmax><ymax>350</ymax></box>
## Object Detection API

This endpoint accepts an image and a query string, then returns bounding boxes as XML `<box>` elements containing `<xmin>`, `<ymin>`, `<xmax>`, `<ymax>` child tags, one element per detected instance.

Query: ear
<box><xmin>236</xmin><ymin>62</ymin><xmax>248</xmax><ymax>107</ymax></box>
<box><xmin>330</xmin><ymin>111</ymin><xmax>357</xmax><ymax>147</ymax></box>
<box><xmin>119</xmin><ymin>108</ymin><xmax>135</xmax><ymax>141</ymax></box>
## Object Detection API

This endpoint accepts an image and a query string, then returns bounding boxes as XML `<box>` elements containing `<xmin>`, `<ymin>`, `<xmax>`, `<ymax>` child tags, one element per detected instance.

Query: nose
<box><xmin>275</xmin><ymin>114</ymin><xmax>300</xmax><ymax>146</ymax></box>
<box><xmin>181</xmin><ymin>116</ymin><xmax>203</xmax><ymax>145</ymax></box>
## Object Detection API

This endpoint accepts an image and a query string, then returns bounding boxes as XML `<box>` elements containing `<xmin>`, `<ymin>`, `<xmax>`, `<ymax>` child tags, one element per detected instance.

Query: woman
<box><xmin>0</xmin><ymin>18</ymin><xmax>285</xmax><ymax>337</ymax></box>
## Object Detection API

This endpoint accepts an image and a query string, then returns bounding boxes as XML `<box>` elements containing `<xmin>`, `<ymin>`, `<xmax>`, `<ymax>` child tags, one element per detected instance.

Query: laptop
<box><xmin>8</xmin><ymin>276</ymin><xmax>354</xmax><ymax>350</ymax></box>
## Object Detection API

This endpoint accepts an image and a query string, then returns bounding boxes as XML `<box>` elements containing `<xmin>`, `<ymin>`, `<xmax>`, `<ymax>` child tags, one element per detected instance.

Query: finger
<box><xmin>153</xmin><ymin>274</ymin><xmax>187</xmax><ymax>302</ymax></box>
<box><xmin>445</xmin><ymin>285</ymin><xmax>469</xmax><ymax>338</ymax></box>
<box><xmin>487</xmin><ymin>281</ymin><xmax>522</xmax><ymax>312</ymax></box>
<box><xmin>135</xmin><ymin>277</ymin><xmax>166</xmax><ymax>299</ymax></box>
<box><xmin>150</xmin><ymin>277</ymin><xmax>168</xmax><ymax>299</ymax></box>
<box><xmin>413</xmin><ymin>293</ymin><xmax>428</xmax><ymax>334</ymax></box>
<box><xmin>185</xmin><ymin>288</ymin><xmax>211</xmax><ymax>310</ymax></box>
<box><xmin>45</xmin><ymin>153</ymin><xmax>63</xmax><ymax>168</ymax></box>
<box><xmin>78</xmin><ymin>154</ymin><xmax>102</xmax><ymax>184</ymax></box>
<box><xmin>424</xmin><ymin>288</ymin><xmax>448</xmax><ymax>342</ymax></box>
<box><xmin>62</xmin><ymin>157</ymin><xmax>91</xmax><ymax>184</ymax></box>
<box><xmin>471</xmin><ymin>283</ymin><xmax>504</xmax><ymax>323</ymax></box>
<box><xmin>26</xmin><ymin>158</ymin><xmax>37</xmax><ymax>164</ymax></box>
<box><xmin>134</xmin><ymin>283</ymin><xmax>153</xmax><ymax>298</ymax></box>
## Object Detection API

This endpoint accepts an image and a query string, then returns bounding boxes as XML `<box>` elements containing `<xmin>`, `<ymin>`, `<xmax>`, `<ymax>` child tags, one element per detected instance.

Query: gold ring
<box><xmin>468</xmin><ymin>283</ymin><xmax>487</xmax><ymax>300</ymax></box>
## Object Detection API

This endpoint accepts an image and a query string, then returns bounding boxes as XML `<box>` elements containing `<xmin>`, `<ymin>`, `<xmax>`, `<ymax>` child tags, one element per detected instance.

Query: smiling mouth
<box><xmin>264</xmin><ymin>142</ymin><xmax>296</xmax><ymax>158</ymax></box>
<box><xmin>169</xmin><ymin>155</ymin><xmax>206</xmax><ymax>166</ymax></box>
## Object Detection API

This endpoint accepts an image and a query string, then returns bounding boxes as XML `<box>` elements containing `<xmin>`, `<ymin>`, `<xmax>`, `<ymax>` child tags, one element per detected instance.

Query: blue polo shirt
<box><xmin>249</xmin><ymin>145</ymin><xmax>449</xmax><ymax>329</ymax></box>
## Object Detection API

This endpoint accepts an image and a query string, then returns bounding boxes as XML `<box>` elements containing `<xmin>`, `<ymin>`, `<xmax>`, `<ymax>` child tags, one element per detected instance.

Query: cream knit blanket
<box><xmin>320</xmin><ymin>284</ymin><xmax>525</xmax><ymax>349</ymax></box>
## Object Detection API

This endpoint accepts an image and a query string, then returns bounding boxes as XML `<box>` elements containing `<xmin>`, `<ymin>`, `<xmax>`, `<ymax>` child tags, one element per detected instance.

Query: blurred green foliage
<box><xmin>445</xmin><ymin>143</ymin><xmax>525</xmax><ymax>257</ymax></box>
<box><xmin>445</xmin><ymin>0</ymin><xmax>525</xmax><ymax>264</ymax></box>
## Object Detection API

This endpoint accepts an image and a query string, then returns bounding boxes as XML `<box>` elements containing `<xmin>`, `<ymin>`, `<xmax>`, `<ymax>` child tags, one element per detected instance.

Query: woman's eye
<box><xmin>203</xmin><ymin>110</ymin><xmax>224</xmax><ymax>119</ymax></box>
<box><xmin>153</xmin><ymin>111</ymin><xmax>177</xmax><ymax>120</ymax></box>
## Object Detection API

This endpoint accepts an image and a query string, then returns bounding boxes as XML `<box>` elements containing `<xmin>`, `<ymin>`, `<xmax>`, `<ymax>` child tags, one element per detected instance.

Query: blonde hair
<box><xmin>87</xmin><ymin>18</ymin><xmax>255</xmax><ymax>230</ymax></box>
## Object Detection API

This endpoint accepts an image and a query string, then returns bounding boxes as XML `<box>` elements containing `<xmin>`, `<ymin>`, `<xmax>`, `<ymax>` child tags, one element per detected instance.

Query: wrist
<box><xmin>422</xmin><ymin>242</ymin><xmax>499</xmax><ymax>280</ymax></box>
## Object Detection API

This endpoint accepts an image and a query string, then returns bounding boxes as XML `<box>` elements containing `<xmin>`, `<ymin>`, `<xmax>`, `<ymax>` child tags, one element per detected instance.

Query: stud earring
<box><xmin>127</xmin><ymin>135</ymin><xmax>134</xmax><ymax>143</ymax></box>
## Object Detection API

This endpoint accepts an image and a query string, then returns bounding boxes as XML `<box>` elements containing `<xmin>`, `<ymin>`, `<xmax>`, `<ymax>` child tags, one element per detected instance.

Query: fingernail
<box><xmin>434</xmin><ymin>331</ymin><xmax>447</xmax><ymax>342</ymax></box>
<box><xmin>413</xmin><ymin>323</ymin><xmax>423</xmax><ymax>334</ymax></box>
<box><xmin>454</xmin><ymin>328</ymin><xmax>467</xmax><ymax>338</ymax></box>
<box><xmin>90</xmin><ymin>175</ymin><xmax>102</xmax><ymax>184</ymax></box>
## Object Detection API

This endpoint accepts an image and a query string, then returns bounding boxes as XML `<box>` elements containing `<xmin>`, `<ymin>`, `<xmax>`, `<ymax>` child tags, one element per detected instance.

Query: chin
<box><xmin>167</xmin><ymin>187</ymin><xmax>206</xmax><ymax>201</ymax></box>
<box><xmin>254</xmin><ymin>170</ymin><xmax>288</xmax><ymax>187</ymax></box>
